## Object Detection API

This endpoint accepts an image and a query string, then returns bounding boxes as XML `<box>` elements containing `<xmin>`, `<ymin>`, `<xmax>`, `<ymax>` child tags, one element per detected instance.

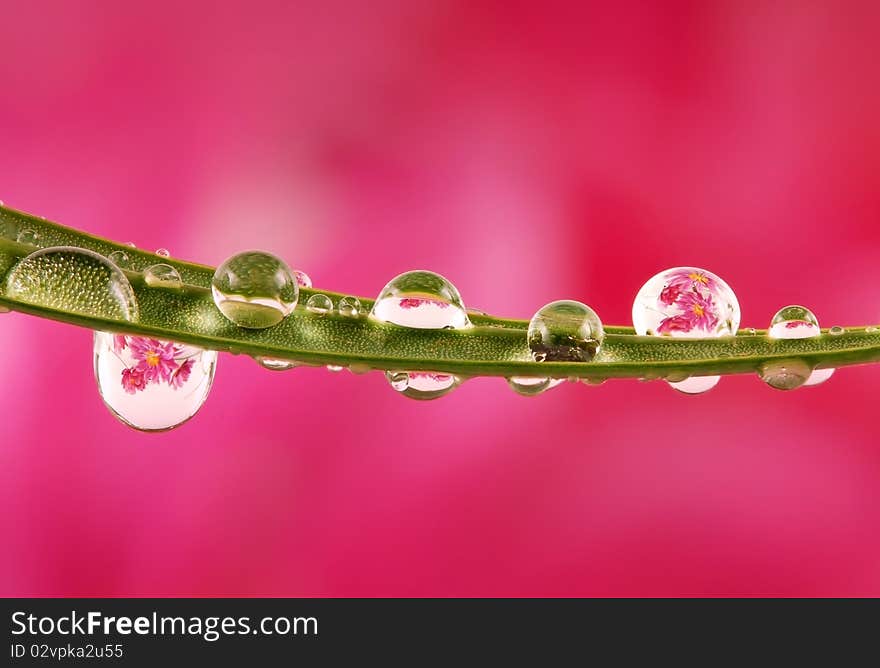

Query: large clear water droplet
<box><xmin>306</xmin><ymin>293</ymin><xmax>333</xmax><ymax>315</ymax></box>
<box><xmin>6</xmin><ymin>247</ymin><xmax>139</xmax><ymax>321</ymax></box>
<box><xmin>385</xmin><ymin>371</ymin><xmax>460</xmax><ymax>400</ymax></box>
<box><xmin>506</xmin><ymin>376</ymin><xmax>563</xmax><ymax>396</ymax></box>
<box><xmin>527</xmin><ymin>300</ymin><xmax>604</xmax><ymax>362</ymax></box>
<box><xmin>94</xmin><ymin>332</ymin><xmax>217</xmax><ymax>431</ymax></box>
<box><xmin>293</xmin><ymin>270</ymin><xmax>312</xmax><ymax>288</ymax></box>
<box><xmin>17</xmin><ymin>228</ymin><xmax>39</xmax><ymax>245</ymax></box>
<box><xmin>767</xmin><ymin>305</ymin><xmax>834</xmax><ymax>387</ymax></box>
<box><xmin>144</xmin><ymin>263</ymin><xmax>182</xmax><ymax>289</ymax></box>
<box><xmin>371</xmin><ymin>270</ymin><xmax>469</xmax><ymax>329</ymax></box>
<box><xmin>760</xmin><ymin>359</ymin><xmax>812</xmax><ymax>391</ymax></box>
<box><xmin>633</xmin><ymin>267</ymin><xmax>740</xmax><ymax>394</ymax></box>
<box><xmin>211</xmin><ymin>251</ymin><xmax>298</xmax><ymax>329</ymax></box>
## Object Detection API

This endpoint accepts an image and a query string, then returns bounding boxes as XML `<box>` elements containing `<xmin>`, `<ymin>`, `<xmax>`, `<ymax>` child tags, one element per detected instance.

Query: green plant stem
<box><xmin>1</xmin><ymin>204</ymin><xmax>878</xmax><ymax>380</ymax></box>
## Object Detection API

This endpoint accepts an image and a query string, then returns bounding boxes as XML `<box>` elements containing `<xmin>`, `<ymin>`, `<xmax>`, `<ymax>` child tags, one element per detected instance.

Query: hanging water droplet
<box><xmin>155</xmin><ymin>248</ymin><xmax>170</xmax><ymax>258</ymax></box>
<box><xmin>293</xmin><ymin>269</ymin><xmax>312</xmax><ymax>288</ymax></box>
<box><xmin>385</xmin><ymin>371</ymin><xmax>460</xmax><ymax>400</ymax></box>
<box><xmin>94</xmin><ymin>332</ymin><xmax>217</xmax><ymax>431</ymax></box>
<box><xmin>337</xmin><ymin>296</ymin><xmax>362</xmax><ymax>317</ymax></box>
<box><xmin>108</xmin><ymin>250</ymin><xmax>130</xmax><ymax>268</ymax></box>
<box><xmin>767</xmin><ymin>305</ymin><xmax>834</xmax><ymax>387</ymax></box>
<box><xmin>760</xmin><ymin>359</ymin><xmax>811</xmax><ymax>391</ymax></box>
<box><xmin>306</xmin><ymin>294</ymin><xmax>333</xmax><ymax>315</ymax></box>
<box><xmin>143</xmin><ymin>263</ymin><xmax>182</xmax><ymax>289</ymax></box>
<box><xmin>6</xmin><ymin>247</ymin><xmax>139</xmax><ymax>321</ymax></box>
<box><xmin>326</xmin><ymin>364</ymin><xmax>344</xmax><ymax>372</ymax></box>
<box><xmin>371</xmin><ymin>270</ymin><xmax>469</xmax><ymax>329</ymax></box>
<box><xmin>0</xmin><ymin>305</ymin><xmax>11</xmax><ymax>314</ymax></box>
<box><xmin>16</xmin><ymin>228</ymin><xmax>39</xmax><ymax>245</ymax></box>
<box><xmin>506</xmin><ymin>376</ymin><xmax>563</xmax><ymax>397</ymax></box>
<box><xmin>527</xmin><ymin>300</ymin><xmax>604</xmax><ymax>362</ymax></box>
<box><xmin>256</xmin><ymin>356</ymin><xmax>297</xmax><ymax>371</ymax></box>
<box><xmin>211</xmin><ymin>251</ymin><xmax>298</xmax><ymax>329</ymax></box>
<box><xmin>671</xmin><ymin>376</ymin><xmax>720</xmax><ymax>395</ymax></box>
<box><xmin>633</xmin><ymin>267</ymin><xmax>740</xmax><ymax>394</ymax></box>
<box><xmin>348</xmin><ymin>363</ymin><xmax>371</xmax><ymax>375</ymax></box>
<box><xmin>829</xmin><ymin>326</ymin><xmax>845</xmax><ymax>336</ymax></box>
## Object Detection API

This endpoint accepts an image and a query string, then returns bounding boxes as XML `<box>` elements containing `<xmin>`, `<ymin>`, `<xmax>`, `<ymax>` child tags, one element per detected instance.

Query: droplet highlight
<box><xmin>527</xmin><ymin>300</ymin><xmax>604</xmax><ymax>362</ymax></box>
<box><xmin>143</xmin><ymin>263</ymin><xmax>182</xmax><ymax>289</ymax></box>
<box><xmin>211</xmin><ymin>251</ymin><xmax>298</xmax><ymax>329</ymax></box>
<box><xmin>306</xmin><ymin>294</ymin><xmax>333</xmax><ymax>315</ymax></box>
<box><xmin>633</xmin><ymin>267</ymin><xmax>740</xmax><ymax>394</ymax></box>
<box><xmin>371</xmin><ymin>270</ymin><xmax>469</xmax><ymax>329</ymax></box>
<box><xmin>94</xmin><ymin>332</ymin><xmax>217</xmax><ymax>431</ymax></box>
<box><xmin>6</xmin><ymin>247</ymin><xmax>139</xmax><ymax>321</ymax></box>
<box><xmin>385</xmin><ymin>371</ymin><xmax>460</xmax><ymax>400</ymax></box>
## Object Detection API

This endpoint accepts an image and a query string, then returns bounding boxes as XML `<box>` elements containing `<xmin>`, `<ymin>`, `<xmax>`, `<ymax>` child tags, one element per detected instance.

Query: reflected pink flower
<box><xmin>169</xmin><ymin>358</ymin><xmax>194</xmax><ymax>389</ymax></box>
<box><xmin>113</xmin><ymin>335</ymin><xmax>128</xmax><ymax>354</ymax></box>
<box><xmin>660</xmin><ymin>269</ymin><xmax>717</xmax><ymax>305</ymax></box>
<box><xmin>121</xmin><ymin>367</ymin><xmax>147</xmax><ymax>394</ymax></box>
<box><xmin>399</xmin><ymin>298</ymin><xmax>448</xmax><ymax>309</ymax></box>
<box><xmin>657</xmin><ymin>290</ymin><xmax>718</xmax><ymax>334</ymax></box>
<box><xmin>128</xmin><ymin>337</ymin><xmax>178</xmax><ymax>383</ymax></box>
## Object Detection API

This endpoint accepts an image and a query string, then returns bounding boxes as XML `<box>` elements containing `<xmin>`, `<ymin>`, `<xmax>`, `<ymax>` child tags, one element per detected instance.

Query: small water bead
<box><xmin>760</xmin><ymin>359</ymin><xmax>812</xmax><ymax>391</ymax></box>
<box><xmin>143</xmin><ymin>263</ymin><xmax>182</xmax><ymax>289</ymax></box>
<box><xmin>348</xmin><ymin>363</ymin><xmax>372</xmax><ymax>375</ymax></box>
<box><xmin>256</xmin><ymin>357</ymin><xmax>297</xmax><ymax>371</ymax></box>
<box><xmin>306</xmin><ymin>293</ymin><xmax>333</xmax><ymax>315</ymax></box>
<box><xmin>506</xmin><ymin>376</ymin><xmax>563</xmax><ymax>397</ymax></box>
<box><xmin>829</xmin><ymin>326</ymin><xmax>845</xmax><ymax>336</ymax></box>
<box><xmin>293</xmin><ymin>270</ymin><xmax>312</xmax><ymax>288</ymax></box>
<box><xmin>326</xmin><ymin>364</ymin><xmax>344</xmax><ymax>372</ymax></box>
<box><xmin>155</xmin><ymin>248</ymin><xmax>170</xmax><ymax>258</ymax></box>
<box><xmin>633</xmin><ymin>267</ymin><xmax>740</xmax><ymax>394</ymax></box>
<box><xmin>125</xmin><ymin>242</ymin><xmax>136</xmax><ymax>248</ymax></box>
<box><xmin>16</xmin><ymin>228</ymin><xmax>39</xmax><ymax>245</ymax></box>
<box><xmin>6</xmin><ymin>247</ymin><xmax>139</xmax><ymax>321</ymax></box>
<box><xmin>746</xmin><ymin>328</ymin><xmax>758</xmax><ymax>336</ymax></box>
<box><xmin>527</xmin><ymin>300</ymin><xmax>604</xmax><ymax>363</ymax></box>
<box><xmin>108</xmin><ymin>250</ymin><xmax>130</xmax><ymax>268</ymax></box>
<box><xmin>211</xmin><ymin>251</ymin><xmax>298</xmax><ymax>329</ymax></box>
<box><xmin>767</xmin><ymin>305</ymin><xmax>834</xmax><ymax>387</ymax></box>
<box><xmin>867</xmin><ymin>326</ymin><xmax>880</xmax><ymax>334</ymax></box>
<box><xmin>337</xmin><ymin>296</ymin><xmax>362</xmax><ymax>317</ymax></box>
<box><xmin>371</xmin><ymin>270</ymin><xmax>469</xmax><ymax>329</ymax></box>
<box><xmin>385</xmin><ymin>371</ymin><xmax>460</xmax><ymax>400</ymax></box>
<box><xmin>94</xmin><ymin>332</ymin><xmax>217</xmax><ymax>431</ymax></box>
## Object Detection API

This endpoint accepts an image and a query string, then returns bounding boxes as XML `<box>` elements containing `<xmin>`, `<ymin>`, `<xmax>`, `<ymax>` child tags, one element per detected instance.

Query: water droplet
<box><xmin>506</xmin><ymin>376</ymin><xmax>563</xmax><ymax>396</ymax></box>
<box><xmin>867</xmin><ymin>326</ymin><xmax>879</xmax><ymax>334</ymax></box>
<box><xmin>745</xmin><ymin>327</ymin><xmax>758</xmax><ymax>336</ymax></box>
<box><xmin>256</xmin><ymin>357</ymin><xmax>297</xmax><ymax>371</ymax></box>
<box><xmin>108</xmin><ymin>250</ymin><xmax>130</xmax><ymax>268</ymax></box>
<box><xmin>211</xmin><ymin>251</ymin><xmax>298</xmax><ymax>329</ymax></box>
<box><xmin>582</xmin><ymin>377</ymin><xmax>606</xmax><ymax>386</ymax></box>
<box><xmin>6</xmin><ymin>247</ymin><xmax>139</xmax><ymax>321</ymax></box>
<box><xmin>371</xmin><ymin>270</ymin><xmax>469</xmax><ymax>329</ymax></box>
<box><xmin>348</xmin><ymin>363</ymin><xmax>371</xmax><ymax>375</ymax></box>
<box><xmin>527</xmin><ymin>300</ymin><xmax>604</xmax><ymax>362</ymax></box>
<box><xmin>143</xmin><ymin>263</ymin><xmax>182</xmax><ymax>289</ymax></box>
<box><xmin>155</xmin><ymin>248</ymin><xmax>170</xmax><ymax>258</ymax></box>
<box><xmin>760</xmin><ymin>359</ymin><xmax>811</xmax><ymax>391</ymax></box>
<box><xmin>306</xmin><ymin>293</ymin><xmax>333</xmax><ymax>315</ymax></box>
<box><xmin>385</xmin><ymin>371</ymin><xmax>460</xmax><ymax>400</ymax></box>
<box><xmin>671</xmin><ymin>376</ymin><xmax>721</xmax><ymax>395</ymax></box>
<box><xmin>125</xmin><ymin>241</ymin><xmax>137</xmax><ymax>248</ymax></box>
<box><xmin>0</xmin><ymin>305</ymin><xmax>10</xmax><ymax>314</ymax></box>
<box><xmin>633</xmin><ymin>267</ymin><xmax>740</xmax><ymax>394</ymax></box>
<box><xmin>767</xmin><ymin>305</ymin><xmax>834</xmax><ymax>387</ymax></box>
<box><xmin>338</xmin><ymin>296</ymin><xmax>362</xmax><ymax>317</ymax></box>
<box><xmin>326</xmin><ymin>364</ymin><xmax>344</xmax><ymax>372</ymax></box>
<box><xmin>829</xmin><ymin>326</ymin><xmax>845</xmax><ymax>336</ymax></box>
<box><xmin>293</xmin><ymin>270</ymin><xmax>312</xmax><ymax>288</ymax></box>
<box><xmin>93</xmin><ymin>332</ymin><xmax>217</xmax><ymax>431</ymax></box>
<box><xmin>16</xmin><ymin>228</ymin><xmax>39</xmax><ymax>245</ymax></box>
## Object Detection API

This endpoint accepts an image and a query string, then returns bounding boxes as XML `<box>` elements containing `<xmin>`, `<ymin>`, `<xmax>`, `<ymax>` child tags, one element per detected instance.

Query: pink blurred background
<box><xmin>2</xmin><ymin>0</ymin><xmax>880</xmax><ymax>597</ymax></box>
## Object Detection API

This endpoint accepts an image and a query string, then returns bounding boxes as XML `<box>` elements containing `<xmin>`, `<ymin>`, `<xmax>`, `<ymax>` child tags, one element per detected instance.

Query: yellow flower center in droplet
<box><xmin>145</xmin><ymin>351</ymin><xmax>161</xmax><ymax>367</ymax></box>
<box><xmin>693</xmin><ymin>304</ymin><xmax>705</xmax><ymax>317</ymax></box>
<box><xmin>689</xmin><ymin>272</ymin><xmax>708</xmax><ymax>285</ymax></box>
